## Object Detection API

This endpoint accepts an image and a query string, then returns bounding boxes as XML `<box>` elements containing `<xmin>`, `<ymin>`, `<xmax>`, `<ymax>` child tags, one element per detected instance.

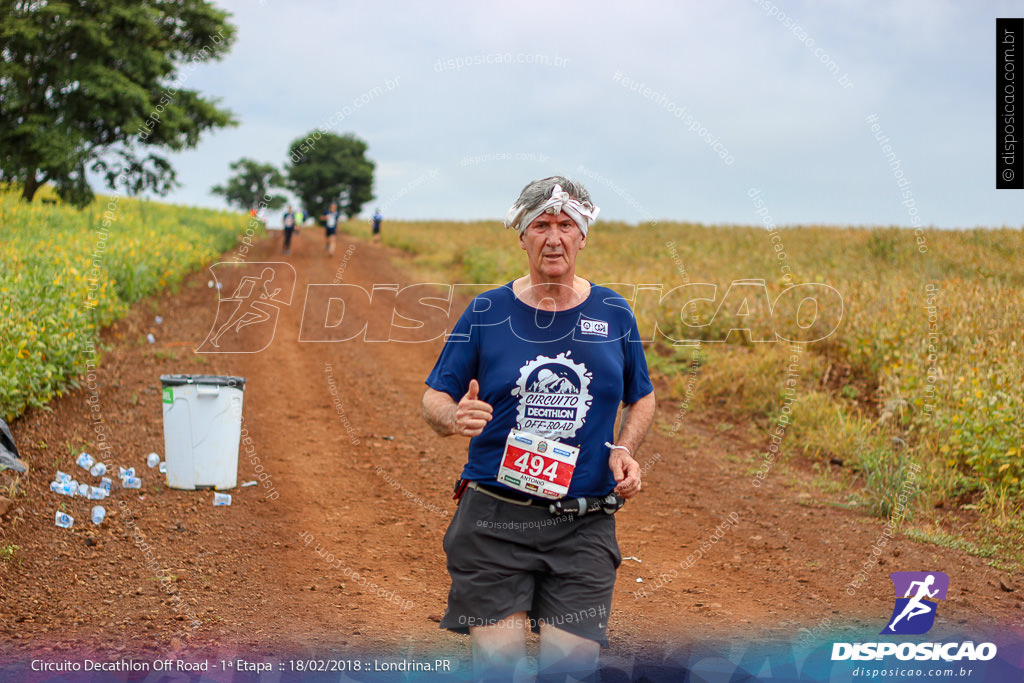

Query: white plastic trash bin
<box><xmin>160</xmin><ymin>374</ymin><xmax>246</xmax><ymax>490</ymax></box>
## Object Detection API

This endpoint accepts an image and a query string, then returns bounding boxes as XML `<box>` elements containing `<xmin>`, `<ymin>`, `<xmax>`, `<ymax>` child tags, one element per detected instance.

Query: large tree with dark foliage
<box><xmin>0</xmin><ymin>0</ymin><xmax>237</xmax><ymax>207</ymax></box>
<box><xmin>211</xmin><ymin>158</ymin><xmax>287</xmax><ymax>213</ymax></box>
<box><xmin>287</xmin><ymin>131</ymin><xmax>375</xmax><ymax>220</ymax></box>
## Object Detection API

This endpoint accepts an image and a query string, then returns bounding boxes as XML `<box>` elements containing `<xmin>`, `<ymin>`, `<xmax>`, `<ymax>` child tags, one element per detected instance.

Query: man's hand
<box><xmin>455</xmin><ymin>379</ymin><xmax>493</xmax><ymax>437</ymax></box>
<box><xmin>610</xmin><ymin>449</ymin><xmax>641</xmax><ymax>499</ymax></box>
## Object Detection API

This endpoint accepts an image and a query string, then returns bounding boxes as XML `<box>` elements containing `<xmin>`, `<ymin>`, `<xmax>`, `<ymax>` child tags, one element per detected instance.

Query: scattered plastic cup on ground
<box><xmin>87</xmin><ymin>486</ymin><xmax>107</xmax><ymax>500</ymax></box>
<box><xmin>99</xmin><ymin>477</ymin><xmax>113</xmax><ymax>493</ymax></box>
<box><xmin>213</xmin><ymin>492</ymin><xmax>231</xmax><ymax>506</ymax></box>
<box><xmin>158</xmin><ymin>461</ymin><xmax>167</xmax><ymax>474</ymax></box>
<box><xmin>155</xmin><ymin>316</ymin><xmax>163</xmax><ymax>325</ymax></box>
<box><xmin>91</xmin><ymin>505</ymin><xmax>105</xmax><ymax>525</ymax></box>
<box><xmin>55</xmin><ymin>511</ymin><xmax>74</xmax><ymax>528</ymax></box>
<box><xmin>76</xmin><ymin>452</ymin><xmax>95</xmax><ymax>472</ymax></box>
<box><xmin>90</xmin><ymin>462</ymin><xmax>107</xmax><ymax>477</ymax></box>
<box><xmin>146</xmin><ymin>333</ymin><xmax>156</xmax><ymax>344</ymax></box>
<box><xmin>146</xmin><ymin>452</ymin><xmax>160</xmax><ymax>468</ymax></box>
<box><xmin>119</xmin><ymin>466</ymin><xmax>135</xmax><ymax>479</ymax></box>
<box><xmin>121</xmin><ymin>476</ymin><xmax>142</xmax><ymax>489</ymax></box>
<box><xmin>77</xmin><ymin>482</ymin><xmax>90</xmax><ymax>497</ymax></box>
<box><xmin>50</xmin><ymin>481</ymin><xmax>76</xmax><ymax>497</ymax></box>
<box><xmin>55</xmin><ymin>470</ymin><xmax>72</xmax><ymax>483</ymax></box>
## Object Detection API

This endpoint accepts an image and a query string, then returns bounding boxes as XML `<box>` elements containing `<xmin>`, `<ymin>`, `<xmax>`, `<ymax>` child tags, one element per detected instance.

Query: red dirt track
<box><xmin>1</xmin><ymin>230</ymin><xmax>1021</xmax><ymax>669</ymax></box>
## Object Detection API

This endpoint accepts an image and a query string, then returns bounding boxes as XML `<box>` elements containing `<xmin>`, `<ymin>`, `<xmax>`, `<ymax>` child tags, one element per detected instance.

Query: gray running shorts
<box><xmin>439</xmin><ymin>486</ymin><xmax>622</xmax><ymax>646</ymax></box>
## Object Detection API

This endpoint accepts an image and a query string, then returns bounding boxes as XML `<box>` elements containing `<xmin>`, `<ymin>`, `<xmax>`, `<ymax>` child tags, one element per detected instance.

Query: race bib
<box><xmin>496</xmin><ymin>429</ymin><xmax>578</xmax><ymax>500</ymax></box>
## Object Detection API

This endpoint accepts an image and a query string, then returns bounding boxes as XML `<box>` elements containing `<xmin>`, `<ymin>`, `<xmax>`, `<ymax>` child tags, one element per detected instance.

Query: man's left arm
<box><xmin>609</xmin><ymin>390</ymin><xmax>656</xmax><ymax>499</ymax></box>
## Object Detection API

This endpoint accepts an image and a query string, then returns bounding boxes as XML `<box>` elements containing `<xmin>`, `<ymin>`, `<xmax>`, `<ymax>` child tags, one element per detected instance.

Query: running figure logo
<box><xmin>881</xmin><ymin>571</ymin><xmax>949</xmax><ymax>635</ymax></box>
<box><xmin>197</xmin><ymin>262</ymin><xmax>296</xmax><ymax>353</ymax></box>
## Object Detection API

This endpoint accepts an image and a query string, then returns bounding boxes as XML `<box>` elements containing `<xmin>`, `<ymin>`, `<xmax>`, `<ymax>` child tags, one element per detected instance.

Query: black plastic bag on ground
<box><xmin>0</xmin><ymin>418</ymin><xmax>27</xmax><ymax>473</ymax></box>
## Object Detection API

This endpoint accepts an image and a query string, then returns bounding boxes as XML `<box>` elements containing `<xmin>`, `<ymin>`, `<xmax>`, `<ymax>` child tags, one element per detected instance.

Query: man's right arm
<box><xmin>422</xmin><ymin>387</ymin><xmax>458</xmax><ymax>436</ymax></box>
<box><xmin>422</xmin><ymin>380</ymin><xmax>493</xmax><ymax>437</ymax></box>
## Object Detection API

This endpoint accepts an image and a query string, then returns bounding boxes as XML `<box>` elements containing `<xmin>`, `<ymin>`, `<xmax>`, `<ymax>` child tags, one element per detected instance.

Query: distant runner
<box><xmin>321</xmin><ymin>202</ymin><xmax>340</xmax><ymax>256</ymax></box>
<box><xmin>282</xmin><ymin>205</ymin><xmax>297</xmax><ymax>254</ymax></box>
<box><xmin>372</xmin><ymin>207</ymin><xmax>383</xmax><ymax>244</ymax></box>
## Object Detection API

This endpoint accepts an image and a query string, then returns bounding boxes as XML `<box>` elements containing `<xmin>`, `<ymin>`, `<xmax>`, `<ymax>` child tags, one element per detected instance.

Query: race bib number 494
<box><xmin>496</xmin><ymin>429</ymin><xmax>579</xmax><ymax>500</ymax></box>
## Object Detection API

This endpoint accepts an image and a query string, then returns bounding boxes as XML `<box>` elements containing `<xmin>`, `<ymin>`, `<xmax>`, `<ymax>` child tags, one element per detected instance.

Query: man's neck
<box><xmin>513</xmin><ymin>274</ymin><xmax>590</xmax><ymax>311</ymax></box>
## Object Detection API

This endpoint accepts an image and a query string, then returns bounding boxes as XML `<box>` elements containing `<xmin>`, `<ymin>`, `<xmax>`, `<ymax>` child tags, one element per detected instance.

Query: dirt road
<box><xmin>1</xmin><ymin>230</ymin><xmax>1021</xmax><ymax>672</ymax></box>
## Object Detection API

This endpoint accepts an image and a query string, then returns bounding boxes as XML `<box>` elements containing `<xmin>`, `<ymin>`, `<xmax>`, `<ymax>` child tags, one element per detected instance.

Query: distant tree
<box><xmin>211</xmin><ymin>158</ymin><xmax>287</xmax><ymax>213</ymax></box>
<box><xmin>0</xmin><ymin>0</ymin><xmax>237</xmax><ymax>208</ymax></box>
<box><xmin>287</xmin><ymin>132</ymin><xmax>374</xmax><ymax>220</ymax></box>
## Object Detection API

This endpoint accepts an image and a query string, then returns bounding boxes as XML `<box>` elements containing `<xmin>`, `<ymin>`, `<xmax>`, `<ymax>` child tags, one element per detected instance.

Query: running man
<box><xmin>886</xmin><ymin>574</ymin><xmax>940</xmax><ymax>632</ymax></box>
<box><xmin>209</xmin><ymin>267</ymin><xmax>283</xmax><ymax>348</ymax></box>
<box><xmin>422</xmin><ymin>176</ymin><xmax>655</xmax><ymax>682</ymax></box>
<box><xmin>321</xmin><ymin>202</ymin><xmax>340</xmax><ymax>256</ymax></box>
<box><xmin>282</xmin><ymin>205</ymin><xmax>297</xmax><ymax>254</ymax></box>
<box><xmin>371</xmin><ymin>207</ymin><xmax>383</xmax><ymax>244</ymax></box>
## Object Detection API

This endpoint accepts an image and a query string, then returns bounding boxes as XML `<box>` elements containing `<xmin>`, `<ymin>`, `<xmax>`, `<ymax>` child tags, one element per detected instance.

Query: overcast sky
<box><xmin>153</xmin><ymin>0</ymin><xmax>1021</xmax><ymax>228</ymax></box>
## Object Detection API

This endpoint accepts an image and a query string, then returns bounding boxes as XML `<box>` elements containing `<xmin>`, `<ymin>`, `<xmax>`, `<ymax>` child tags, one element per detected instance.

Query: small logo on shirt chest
<box><xmin>579</xmin><ymin>318</ymin><xmax>609</xmax><ymax>337</ymax></box>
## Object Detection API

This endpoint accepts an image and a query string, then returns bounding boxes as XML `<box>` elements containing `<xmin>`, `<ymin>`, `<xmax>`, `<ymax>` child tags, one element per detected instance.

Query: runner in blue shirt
<box><xmin>371</xmin><ymin>207</ymin><xmax>383</xmax><ymax>244</ymax></box>
<box><xmin>320</xmin><ymin>202</ymin><xmax>340</xmax><ymax>256</ymax></box>
<box><xmin>422</xmin><ymin>176</ymin><xmax>655</xmax><ymax>682</ymax></box>
<box><xmin>282</xmin><ymin>205</ymin><xmax>297</xmax><ymax>254</ymax></box>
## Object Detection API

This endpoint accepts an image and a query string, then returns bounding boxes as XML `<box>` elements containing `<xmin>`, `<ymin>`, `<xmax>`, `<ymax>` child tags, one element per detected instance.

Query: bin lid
<box><xmin>160</xmin><ymin>374</ymin><xmax>246</xmax><ymax>389</ymax></box>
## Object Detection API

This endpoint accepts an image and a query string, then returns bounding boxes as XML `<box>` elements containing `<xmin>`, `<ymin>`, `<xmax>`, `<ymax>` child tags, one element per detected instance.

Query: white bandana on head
<box><xmin>504</xmin><ymin>184</ymin><xmax>600</xmax><ymax>237</ymax></box>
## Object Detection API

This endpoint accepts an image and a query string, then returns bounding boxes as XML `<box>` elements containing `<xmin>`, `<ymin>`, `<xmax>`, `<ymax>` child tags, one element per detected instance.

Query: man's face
<box><xmin>330</xmin><ymin>203</ymin><xmax>337</xmax><ymax>211</ymax></box>
<box><xmin>519</xmin><ymin>211</ymin><xmax>586</xmax><ymax>281</ymax></box>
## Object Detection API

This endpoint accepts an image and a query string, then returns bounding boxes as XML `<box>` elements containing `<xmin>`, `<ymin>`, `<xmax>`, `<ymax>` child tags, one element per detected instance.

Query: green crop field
<box><xmin>0</xmin><ymin>186</ymin><xmax>252</xmax><ymax>421</ymax></box>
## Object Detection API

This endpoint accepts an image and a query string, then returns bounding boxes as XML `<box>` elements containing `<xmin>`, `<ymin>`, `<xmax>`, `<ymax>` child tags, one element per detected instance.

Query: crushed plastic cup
<box><xmin>90</xmin><ymin>462</ymin><xmax>108</xmax><ymax>477</ymax></box>
<box><xmin>55</xmin><ymin>470</ymin><xmax>72</xmax><ymax>484</ymax></box>
<box><xmin>212</xmin><ymin>492</ymin><xmax>231</xmax><ymax>506</ymax></box>
<box><xmin>77</xmin><ymin>482</ymin><xmax>90</xmax><ymax>497</ymax></box>
<box><xmin>121</xmin><ymin>476</ymin><xmax>142</xmax><ymax>489</ymax></box>
<box><xmin>99</xmin><ymin>477</ymin><xmax>113</xmax><ymax>493</ymax></box>
<box><xmin>158</xmin><ymin>461</ymin><xmax>167</xmax><ymax>474</ymax></box>
<box><xmin>50</xmin><ymin>481</ymin><xmax>76</xmax><ymax>497</ymax></box>
<box><xmin>118</xmin><ymin>466</ymin><xmax>136</xmax><ymax>479</ymax></box>
<box><xmin>87</xmin><ymin>486</ymin><xmax>107</xmax><ymax>500</ymax></box>
<box><xmin>146</xmin><ymin>452</ymin><xmax>160</xmax><ymax>468</ymax></box>
<box><xmin>76</xmin><ymin>452</ymin><xmax>95</xmax><ymax>472</ymax></box>
<box><xmin>54</xmin><ymin>511</ymin><xmax>74</xmax><ymax>528</ymax></box>
<box><xmin>155</xmin><ymin>316</ymin><xmax>163</xmax><ymax>325</ymax></box>
<box><xmin>146</xmin><ymin>333</ymin><xmax>156</xmax><ymax>344</ymax></box>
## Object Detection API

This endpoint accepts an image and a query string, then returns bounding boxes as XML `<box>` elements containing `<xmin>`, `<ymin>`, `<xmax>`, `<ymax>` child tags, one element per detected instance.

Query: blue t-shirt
<box><xmin>426</xmin><ymin>282</ymin><xmax>653</xmax><ymax>498</ymax></box>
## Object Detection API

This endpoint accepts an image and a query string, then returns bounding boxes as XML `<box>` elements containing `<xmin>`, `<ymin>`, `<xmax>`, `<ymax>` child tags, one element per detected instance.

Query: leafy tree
<box><xmin>0</xmin><ymin>0</ymin><xmax>237</xmax><ymax>207</ymax></box>
<box><xmin>287</xmin><ymin>132</ymin><xmax>374</xmax><ymax>220</ymax></box>
<box><xmin>211</xmin><ymin>158</ymin><xmax>287</xmax><ymax>213</ymax></box>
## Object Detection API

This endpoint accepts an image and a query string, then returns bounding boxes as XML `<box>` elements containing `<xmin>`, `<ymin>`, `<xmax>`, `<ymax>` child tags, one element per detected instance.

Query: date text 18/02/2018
<box><xmin>286</xmin><ymin>659</ymin><xmax>454</xmax><ymax>673</ymax></box>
